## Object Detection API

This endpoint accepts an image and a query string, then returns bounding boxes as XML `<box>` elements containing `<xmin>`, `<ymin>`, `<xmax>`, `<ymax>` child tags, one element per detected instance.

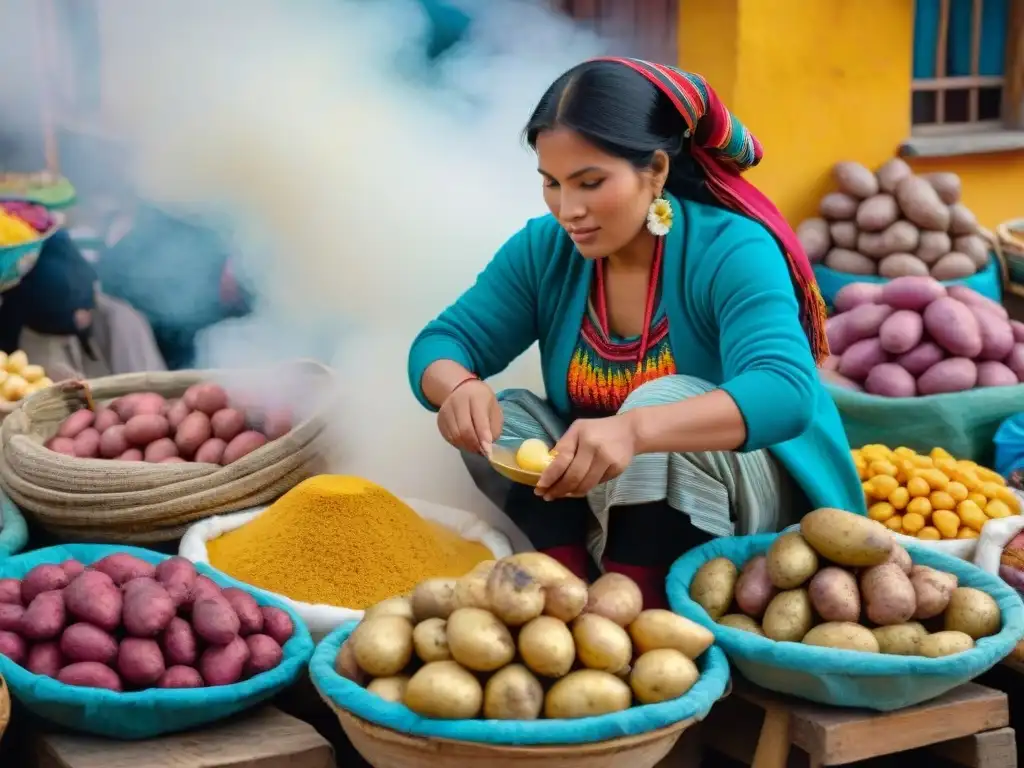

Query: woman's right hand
<box><xmin>437</xmin><ymin>379</ymin><xmax>503</xmax><ymax>456</ymax></box>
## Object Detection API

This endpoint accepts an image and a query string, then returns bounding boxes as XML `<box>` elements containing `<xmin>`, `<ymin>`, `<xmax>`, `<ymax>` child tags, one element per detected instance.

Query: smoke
<box><xmin>2</xmin><ymin>0</ymin><xmax>605</xmax><ymax>535</ymax></box>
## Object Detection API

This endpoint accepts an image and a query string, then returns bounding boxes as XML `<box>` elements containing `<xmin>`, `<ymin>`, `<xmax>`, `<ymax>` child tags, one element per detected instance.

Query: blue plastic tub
<box><xmin>814</xmin><ymin>253</ymin><xmax>1002</xmax><ymax>312</ymax></box>
<box><xmin>0</xmin><ymin>544</ymin><xmax>314</xmax><ymax>739</ymax></box>
<box><xmin>668</xmin><ymin>534</ymin><xmax>1024</xmax><ymax>711</ymax></box>
<box><xmin>310</xmin><ymin>621</ymin><xmax>730</xmax><ymax>746</ymax></box>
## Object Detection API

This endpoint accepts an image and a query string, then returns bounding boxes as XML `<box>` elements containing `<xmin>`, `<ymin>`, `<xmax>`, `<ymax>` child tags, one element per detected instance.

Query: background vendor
<box><xmin>427</xmin><ymin>59</ymin><xmax>865</xmax><ymax>607</ymax></box>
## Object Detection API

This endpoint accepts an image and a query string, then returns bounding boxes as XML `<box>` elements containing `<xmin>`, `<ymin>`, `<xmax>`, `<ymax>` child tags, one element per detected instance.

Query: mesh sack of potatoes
<box><xmin>0</xmin><ymin>360</ymin><xmax>336</xmax><ymax>542</ymax></box>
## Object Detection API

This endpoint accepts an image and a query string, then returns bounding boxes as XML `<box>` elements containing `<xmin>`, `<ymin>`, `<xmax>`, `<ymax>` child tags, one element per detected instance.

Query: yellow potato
<box><xmin>483</xmin><ymin>664</ymin><xmax>544</xmax><ymax>720</ymax></box>
<box><xmin>503</xmin><ymin>553</ymin><xmax>589</xmax><ymax>622</ymax></box>
<box><xmin>4</xmin><ymin>349</ymin><xmax>27</xmax><ymax>373</ymax></box>
<box><xmin>628</xmin><ymin>609</ymin><xmax>714</xmax><ymax>659</ymax></box>
<box><xmin>586</xmin><ymin>573</ymin><xmax>643</xmax><ymax>627</ymax></box>
<box><xmin>906</xmin><ymin>497</ymin><xmax>932</xmax><ymax>519</ymax></box>
<box><xmin>717</xmin><ymin>614</ymin><xmax>764</xmax><ymax>635</ymax></box>
<box><xmin>917</xmin><ymin>526</ymin><xmax>941</xmax><ymax>541</ymax></box>
<box><xmin>411</xmin><ymin>578</ymin><xmax>459</xmax><ymax>622</ymax></box>
<box><xmin>412</xmin><ymin>618</ymin><xmax>451</xmax><ymax>663</ymax></box>
<box><xmin>919</xmin><ymin>631</ymin><xmax>975</xmax><ymax>658</ymax></box>
<box><xmin>19</xmin><ymin>364</ymin><xmax>45</xmax><ymax>383</ymax></box>
<box><xmin>351</xmin><ymin>615</ymin><xmax>414</xmax><ymax>677</ymax></box>
<box><xmin>906</xmin><ymin>476</ymin><xmax>930</xmax><ymax>497</ymax></box>
<box><xmin>884</xmin><ymin>515</ymin><xmax>904</xmax><ymax>532</ymax></box>
<box><xmin>766</xmin><ymin>532</ymin><xmax>819</xmax><ymax>589</ymax></box>
<box><xmin>572</xmin><ymin>613</ymin><xmax>632</xmax><ymax>675</ymax></box>
<box><xmin>367</xmin><ymin>675</ymin><xmax>410</xmax><ymax>703</ymax></box>
<box><xmin>404</xmin><ymin>661</ymin><xmax>483</xmax><ymax>719</ymax></box>
<box><xmin>544</xmin><ymin>670</ymin><xmax>632</xmax><ymax>719</ymax></box>
<box><xmin>868</xmin><ymin>502</ymin><xmax>895</xmax><ymax>522</ymax></box>
<box><xmin>800</xmin><ymin>507</ymin><xmax>894</xmax><ymax>567</ymax></box>
<box><xmin>454</xmin><ymin>560</ymin><xmax>496</xmax><ymax>610</ymax></box>
<box><xmin>761</xmin><ymin>590</ymin><xmax>814</xmax><ymax>643</ymax></box>
<box><xmin>872</xmin><ymin>622</ymin><xmax>928</xmax><ymax>655</ymax></box>
<box><xmin>689</xmin><ymin>557</ymin><xmax>738</xmax><ymax>619</ymax></box>
<box><xmin>985</xmin><ymin>500</ymin><xmax>1013</xmax><ymax>519</ymax></box>
<box><xmin>630</xmin><ymin>649</ymin><xmax>699</xmax><ymax>704</ymax></box>
<box><xmin>802</xmin><ymin>622</ymin><xmax>879</xmax><ymax>652</ymax></box>
<box><xmin>0</xmin><ymin>375</ymin><xmax>28</xmax><ymax>401</ymax></box>
<box><xmin>871</xmin><ymin>474</ymin><xmax>899</xmax><ymax>498</ymax></box>
<box><xmin>957</xmin><ymin>500</ymin><xmax>988</xmax><ymax>532</ymax></box>
<box><xmin>364</xmin><ymin>596</ymin><xmax>415</xmax><ymax>623</ymax></box>
<box><xmin>518</xmin><ymin>616</ymin><xmax>575</xmax><ymax>678</ymax></box>
<box><xmin>485</xmin><ymin>560</ymin><xmax>545</xmax><ymax>626</ymax></box>
<box><xmin>334</xmin><ymin>639</ymin><xmax>366</xmax><ymax>684</ymax></box>
<box><xmin>902</xmin><ymin>512</ymin><xmax>926</xmax><ymax>534</ymax></box>
<box><xmin>888</xmin><ymin>487</ymin><xmax>910</xmax><ymax>510</ymax></box>
<box><xmin>930</xmin><ymin>491</ymin><xmax>956</xmax><ymax>511</ymax></box>
<box><xmin>446</xmin><ymin>608</ymin><xmax>516</xmax><ymax>672</ymax></box>
<box><xmin>931</xmin><ymin>509</ymin><xmax>960</xmax><ymax>539</ymax></box>
<box><xmin>944</xmin><ymin>587</ymin><xmax>1001</xmax><ymax>640</ymax></box>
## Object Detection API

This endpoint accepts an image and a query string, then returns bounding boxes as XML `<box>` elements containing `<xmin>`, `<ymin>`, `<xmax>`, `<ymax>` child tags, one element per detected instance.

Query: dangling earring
<box><xmin>646</xmin><ymin>192</ymin><xmax>673</xmax><ymax>237</ymax></box>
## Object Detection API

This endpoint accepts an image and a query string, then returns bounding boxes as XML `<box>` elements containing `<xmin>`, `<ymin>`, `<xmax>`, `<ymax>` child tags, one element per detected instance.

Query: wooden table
<box><xmin>31</xmin><ymin>706</ymin><xmax>335</xmax><ymax>768</ymax></box>
<box><xmin>701</xmin><ymin>679</ymin><xmax>1014</xmax><ymax>767</ymax></box>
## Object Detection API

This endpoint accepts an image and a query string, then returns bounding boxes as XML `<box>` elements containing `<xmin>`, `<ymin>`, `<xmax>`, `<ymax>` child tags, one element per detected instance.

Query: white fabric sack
<box><xmin>179</xmin><ymin>497</ymin><xmax>513</xmax><ymax>638</ymax></box>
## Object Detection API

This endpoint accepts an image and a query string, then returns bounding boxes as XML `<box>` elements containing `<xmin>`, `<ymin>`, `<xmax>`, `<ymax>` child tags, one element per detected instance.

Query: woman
<box><xmin>408</xmin><ymin>58</ymin><xmax>864</xmax><ymax>607</ymax></box>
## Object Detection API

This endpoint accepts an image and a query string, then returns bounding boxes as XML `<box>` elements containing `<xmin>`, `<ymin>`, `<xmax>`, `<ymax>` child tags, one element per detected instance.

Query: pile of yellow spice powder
<box><xmin>206</xmin><ymin>474</ymin><xmax>492</xmax><ymax>608</ymax></box>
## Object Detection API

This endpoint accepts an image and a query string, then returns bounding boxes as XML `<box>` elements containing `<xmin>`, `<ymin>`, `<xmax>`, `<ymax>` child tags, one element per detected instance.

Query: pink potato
<box><xmin>221</xmin><ymin>588</ymin><xmax>264</xmax><ymax>636</ymax></box>
<box><xmin>897</xmin><ymin>341</ymin><xmax>946</xmax><ymax>376</ymax></box>
<box><xmin>160</xmin><ymin>457</ymin><xmax>187</xmax><ymax>464</ymax></box>
<box><xmin>222</xmin><ymin>431</ymin><xmax>268</xmax><ymax>464</ymax></box>
<box><xmin>879</xmin><ymin>276</ymin><xmax>947</xmax><ymax>311</ymax></box>
<box><xmin>122</xmin><ymin>578</ymin><xmax>176</xmax><ymax>637</ymax></box>
<box><xmin>977</xmin><ymin>361</ymin><xmax>1019</xmax><ymax>387</ymax></box>
<box><xmin>109</xmin><ymin>394</ymin><xmax>143</xmax><ymax>420</ymax></box>
<box><xmin>0</xmin><ymin>603</ymin><xmax>25</xmax><ymax>631</ymax></box>
<box><xmin>878</xmin><ymin>310</ymin><xmax>924</xmax><ymax>354</ymax></box>
<box><xmin>144</xmin><ymin>437</ymin><xmax>179</xmax><ymax>463</ymax></box>
<box><xmin>826</xmin><ymin>316</ymin><xmax>854</xmax><ymax>355</ymax></box>
<box><xmin>58</xmin><ymin>661</ymin><xmax>122</xmax><ymax>691</ymax></box>
<box><xmin>199</xmin><ymin>636</ymin><xmax>250</xmax><ymax>686</ymax></box>
<box><xmin>184</xmin><ymin>575</ymin><xmax>224</xmax><ymax>611</ymax></box>
<box><xmin>26</xmin><ymin>641</ymin><xmax>64</xmax><ymax>677</ymax></box>
<box><xmin>192</xmin><ymin>598</ymin><xmax>241</xmax><ymax>645</ymax></box>
<box><xmin>918</xmin><ymin>358</ymin><xmax>979</xmax><ymax>395</ymax></box>
<box><xmin>165</xmin><ymin>399</ymin><xmax>191</xmax><ymax>430</ymax></box>
<box><xmin>45</xmin><ymin>436</ymin><xmax>76</xmax><ymax>456</ymax></box>
<box><xmin>968</xmin><ymin>306</ymin><xmax>1016</xmax><ymax>361</ymax></box>
<box><xmin>92</xmin><ymin>408</ymin><xmax>121</xmax><ymax>433</ymax></box>
<box><xmin>184</xmin><ymin>383</ymin><xmax>229</xmax><ymax>415</ymax></box>
<box><xmin>1013</xmin><ymin>320</ymin><xmax>1024</xmax><ymax>343</ymax></box>
<box><xmin>1008</xmin><ymin>344</ymin><xmax>1024</xmax><ymax>380</ymax></box>
<box><xmin>162</xmin><ymin>616</ymin><xmax>198</xmax><ymax>666</ymax></box>
<box><xmin>947</xmin><ymin>285</ymin><xmax>1010</xmax><ymax>319</ymax></box>
<box><xmin>175</xmin><ymin>411</ymin><xmax>212</xmax><ymax>458</ymax></box>
<box><xmin>131</xmin><ymin>393</ymin><xmax>168</xmax><ymax>416</ymax></box>
<box><xmin>843</xmin><ymin>303</ymin><xmax>895</xmax><ymax>343</ymax></box>
<box><xmin>0</xmin><ymin>578</ymin><xmax>22</xmax><ymax>604</ymax></box>
<box><xmin>0</xmin><ymin>630</ymin><xmax>26</xmax><ymax>664</ymax></box>
<box><xmin>839</xmin><ymin>338</ymin><xmax>890</xmax><ymax>381</ymax></box>
<box><xmin>262</xmin><ymin>408</ymin><xmax>293</xmax><ymax>441</ymax></box>
<box><xmin>21</xmin><ymin>590</ymin><xmax>66</xmax><ymax>641</ymax></box>
<box><xmin>117</xmin><ymin>448</ymin><xmax>144</xmax><ymax>462</ymax></box>
<box><xmin>244</xmin><ymin>634</ymin><xmax>284</xmax><ymax>676</ymax></box>
<box><xmin>61</xmin><ymin>560</ymin><xmax>85</xmax><ymax>579</ymax></box>
<box><xmin>99</xmin><ymin>425</ymin><xmax>130</xmax><ymax>458</ymax></box>
<box><xmin>210</xmin><ymin>408</ymin><xmax>246</xmax><ymax>442</ymax></box>
<box><xmin>64</xmin><ymin>570</ymin><xmax>122</xmax><ymax>631</ymax></box>
<box><xmin>92</xmin><ymin>553</ymin><xmax>156</xmax><ymax>586</ymax></box>
<box><xmin>158</xmin><ymin>665</ymin><xmax>205</xmax><ymax>689</ymax></box>
<box><xmin>21</xmin><ymin>564</ymin><xmax>70</xmax><ymax>604</ymax></box>
<box><xmin>194</xmin><ymin>438</ymin><xmax>227</xmax><ymax>464</ymax></box>
<box><xmin>155</xmin><ymin>557</ymin><xmax>197</xmax><ymax>607</ymax></box>
<box><xmin>124</xmin><ymin>414</ymin><xmax>170</xmax><ymax>446</ymax></box>
<box><xmin>60</xmin><ymin>622</ymin><xmax>118</xmax><ymax>664</ymax></box>
<box><xmin>259</xmin><ymin>606</ymin><xmax>295</xmax><ymax>646</ymax></box>
<box><xmin>865</xmin><ymin>363</ymin><xmax>917</xmax><ymax>398</ymax></box>
<box><xmin>833</xmin><ymin>282</ymin><xmax>883</xmax><ymax>313</ymax></box>
<box><xmin>71</xmin><ymin>428</ymin><xmax>101</xmax><ymax>459</ymax></box>
<box><xmin>821</xmin><ymin>355</ymin><xmax>840</xmax><ymax>372</ymax></box>
<box><xmin>808</xmin><ymin>567</ymin><xmax>861</xmax><ymax>622</ymax></box>
<box><xmin>57</xmin><ymin>409</ymin><xmax>96</xmax><ymax>439</ymax></box>
<box><xmin>923</xmin><ymin>297</ymin><xmax>983</xmax><ymax>357</ymax></box>
<box><xmin>117</xmin><ymin>638</ymin><xmax>166</xmax><ymax>687</ymax></box>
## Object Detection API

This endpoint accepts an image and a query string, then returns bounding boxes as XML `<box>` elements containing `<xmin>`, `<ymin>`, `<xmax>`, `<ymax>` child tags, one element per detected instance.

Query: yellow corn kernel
<box><xmin>907</xmin><ymin>477</ymin><xmax>931</xmax><ymax>498</ymax></box>
<box><xmin>934</xmin><ymin>457</ymin><xmax>958</xmax><ymax>474</ymax></box>
<box><xmin>918</xmin><ymin>469</ymin><xmax>949</xmax><ymax>491</ymax></box>
<box><xmin>869</xmin><ymin>460</ymin><xmax>899</xmax><ymax>478</ymax></box>
<box><xmin>893</xmin><ymin>446</ymin><xmax>917</xmax><ymax>457</ymax></box>
<box><xmin>929</xmin><ymin>491</ymin><xmax>956</xmax><ymax>511</ymax></box>
<box><xmin>956</xmin><ymin>500</ymin><xmax>988</xmax><ymax>532</ymax></box>
<box><xmin>994</xmin><ymin>487</ymin><xmax>1021</xmax><ymax>513</ymax></box>
<box><xmin>958</xmin><ymin>527</ymin><xmax>980</xmax><ymax>539</ymax></box>
<box><xmin>906</xmin><ymin>497</ymin><xmax>933</xmax><ymax>519</ymax></box>
<box><xmin>930</xmin><ymin>447</ymin><xmax>953</xmax><ymax>461</ymax></box>
<box><xmin>985</xmin><ymin>500</ymin><xmax>1013</xmax><ymax>519</ymax></box>
<box><xmin>884</xmin><ymin>515</ymin><xmax>903</xmax><ymax>532</ymax></box>
<box><xmin>976</xmin><ymin>467</ymin><xmax>1007</xmax><ymax>486</ymax></box>
<box><xmin>888</xmin><ymin>487</ymin><xmax>910</xmax><ymax>511</ymax></box>
<box><xmin>868</xmin><ymin>502</ymin><xmax>896</xmax><ymax>522</ymax></box>
<box><xmin>968</xmin><ymin>492</ymin><xmax>989</xmax><ymax>508</ymax></box>
<box><xmin>902</xmin><ymin>512</ymin><xmax>926</xmax><ymax>534</ymax></box>
<box><xmin>932</xmin><ymin>509</ymin><xmax>961</xmax><ymax>539</ymax></box>
<box><xmin>871</xmin><ymin>475</ymin><xmax>900</xmax><ymax>499</ymax></box>
<box><xmin>917</xmin><ymin>526</ymin><xmax>942</xmax><ymax>541</ymax></box>
<box><xmin>909</xmin><ymin>454</ymin><xmax>934</xmax><ymax>468</ymax></box>
<box><xmin>946</xmin><ymin>481</ymin><xmax>969</xmax><ymax>503</ymax></box>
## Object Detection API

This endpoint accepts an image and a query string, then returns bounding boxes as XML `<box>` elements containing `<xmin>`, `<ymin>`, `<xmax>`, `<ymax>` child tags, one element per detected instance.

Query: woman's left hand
<box><xmin>536</xmin><ymin>414</ymin><xmax>638</xmax><ymax>501</ymax></box>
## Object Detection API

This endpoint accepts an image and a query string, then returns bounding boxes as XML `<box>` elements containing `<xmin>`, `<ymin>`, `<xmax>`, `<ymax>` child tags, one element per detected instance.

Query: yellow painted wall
<box><xmin>678</xmin><ymin>0</ymin><xmax>1024</xmax><ymax>228</ymax></box>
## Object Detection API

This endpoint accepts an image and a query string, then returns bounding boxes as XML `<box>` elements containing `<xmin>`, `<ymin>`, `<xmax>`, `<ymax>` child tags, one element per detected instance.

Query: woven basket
<box><xmin>320</xmin><ymin>694</ymin><xmax>694</xmax><ymax>768</ymax></box>
<box><xmin>0</xmin><ymin>675</ymin><xmax>9</xmax><ymax>741</ymax></box>
<box><xmin>994</xmin><ymin>219</ymin><xmax>1024</xmax><ymax>298</ymax></box>
<box><xmin>0</xmin><ymin>360</ymin><xmax>337</xmax><ymax>542</ymax></box>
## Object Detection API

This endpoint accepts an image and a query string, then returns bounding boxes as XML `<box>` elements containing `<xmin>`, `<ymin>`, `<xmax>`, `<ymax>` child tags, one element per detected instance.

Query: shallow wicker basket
<box><xmin>994</xmin><ymin>219</ymin><xmax>1024</xmax><ymax>298</ymax></box>
<box><xmin>0</xmin><ymin>675</ymin><xmax>9</xmax><ymax>741</ymax></box>
<box><xmin>322</xmin><ymin>695</ymin><xmax>694</xmax><ymax>768</ymax></box>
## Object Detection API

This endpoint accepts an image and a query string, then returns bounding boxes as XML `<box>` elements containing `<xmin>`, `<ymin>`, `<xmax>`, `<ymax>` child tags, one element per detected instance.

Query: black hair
<box><xmin>524</xmin><ymin>60</ymin><xmax>724</xmax><ymax>208</ymax></box>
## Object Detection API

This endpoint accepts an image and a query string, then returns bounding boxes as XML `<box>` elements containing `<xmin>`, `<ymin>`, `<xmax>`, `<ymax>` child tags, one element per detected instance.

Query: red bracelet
<box><xmin>448</xmin><ymin>374</ymin><xmax>480</xmax><ymax>397</ymax></box>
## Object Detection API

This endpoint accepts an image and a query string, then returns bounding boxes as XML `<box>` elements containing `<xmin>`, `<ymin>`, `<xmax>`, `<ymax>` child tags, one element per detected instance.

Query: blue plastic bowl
<box><xmin>668</xmin><ymin>534</ymin><xmax>1024</xmax><ymax>711</ymax></box>
<box><xmin>0</xmin><ymin>225</ymin><xmax>58</xmax><ymax>290</ymax></box>
<box><xmin>814</xmin><ymin>252</ymin><xmax>1002</xmax><ymax>312</ymax></box>
<box><xmin>0</xmin><ymin>490</ymin><xmax>28</xmax><ymax>559</ymax></box>
<box><xmin>310</xmin><ymin>620</ymin><xmax>730</xmax><ymax>746</ymax></box>
<box><xmin>0</xmin><ymin>544</ymin><xmax>314</xmax><ymax>739</ymax></box>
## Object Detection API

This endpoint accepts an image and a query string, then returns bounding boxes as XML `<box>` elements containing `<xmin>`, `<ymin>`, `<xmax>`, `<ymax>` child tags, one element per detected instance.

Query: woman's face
<box><xmin>536</xmin><ymin>127</ymin><xmax>664</xmax><ymax>259</ymax></box>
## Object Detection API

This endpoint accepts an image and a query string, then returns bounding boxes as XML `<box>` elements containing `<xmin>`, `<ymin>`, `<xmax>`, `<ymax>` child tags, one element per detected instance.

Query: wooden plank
<box><xmin>32</xmin><ymin>706</ymin><xmax>335</xmax><ymax>768</ymax></box>
<box><xmin>1005</xmin><ymin>0</ymin><xmax>1024</xmax><ymax>128</ymax></box>
<box><xmin>936</xmin><ymin>0</ymin><xmax>951</xmax><ymax>123</ymax></box>
<box><xmin>926</xmin><ymin>727</ymin><xmax>1017</xmax><ymax>768</ymax></box>
<box><xmin>752</xmin><ymin>708</ymin><xmax>792</xmax><ymax>768</ymax></box>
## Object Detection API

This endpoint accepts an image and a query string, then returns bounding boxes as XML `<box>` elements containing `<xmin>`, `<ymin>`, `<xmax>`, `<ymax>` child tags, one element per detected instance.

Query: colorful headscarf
<box><xmin>595</xmin><ymin>57</ymin><xmax>829</xmax><ymax>363</ymax></box>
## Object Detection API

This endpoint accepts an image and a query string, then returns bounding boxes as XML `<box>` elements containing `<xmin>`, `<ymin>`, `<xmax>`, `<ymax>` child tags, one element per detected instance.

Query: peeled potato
<box><xmin>483</xmin><ymin>664</ymin><xmax>544</xmax><ymax>720</ymax></box>
<box><xmin>351</xmin><ymin>616</ymin><xmax>414</xmax><ymax>677</ymax></box>
<box><xmin>630</xmin><ymin>649</ymin><xmax>699</xmax><ymax>704</ymax></box>
<box><xmin>516</xmin><ymin>438</ymin><xmax>554</xmax><ymax>472</ymax></box>
<box><xmin>586</xmin><ymin>572</ymin><xmax>643</xmax><ymax>627</ymax></box>
<box><xmin>572</xmin><ymin>613</ymin><xmax>632</xmax><ymax>674</ymax></box>
<box><xmin>518</xmin><ymin>616</ymin><xmax>575</xmax><ymax>678</ymax></box>
<box><xmin>446</xmin><ymin>607</ymin><xmax>516</xmax><ymax>672</ymax></box>
<box><xmin>367</xmin><ymin>675</ymin><xmax>410</xmax><ymax>703</ymax></box>
<box><xmin>544</xmin><ymin>670</ymin><xmax>632</xmax><ymax>719</ymax></box>
<box><xmin>404</xmin><ymin>661</ymin><xmax>483</xmax><ymax>719</ymax></box>
<box><xmin>628</xmin><ymin>609</ymin><xmax>714</xmax><ymax>659</ymax></box>
<box><xmin>412</xmin><ymin>618</ymin><xmax>451</xmax><ymax>663</ymax></box>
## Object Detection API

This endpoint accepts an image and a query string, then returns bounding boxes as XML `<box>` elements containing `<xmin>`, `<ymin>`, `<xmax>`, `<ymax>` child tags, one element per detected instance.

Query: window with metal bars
<box><xmin>911</xmin><ymin>0</ymin><xmax>1024</xmax><ymax>134</ymax></box>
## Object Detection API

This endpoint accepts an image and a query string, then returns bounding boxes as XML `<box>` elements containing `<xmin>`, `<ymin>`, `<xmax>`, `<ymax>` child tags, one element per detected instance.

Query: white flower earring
<box><xmin>646</xmin><ymin>193</ymin><xmax>673</xmax><ymax>237</ymax></box>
